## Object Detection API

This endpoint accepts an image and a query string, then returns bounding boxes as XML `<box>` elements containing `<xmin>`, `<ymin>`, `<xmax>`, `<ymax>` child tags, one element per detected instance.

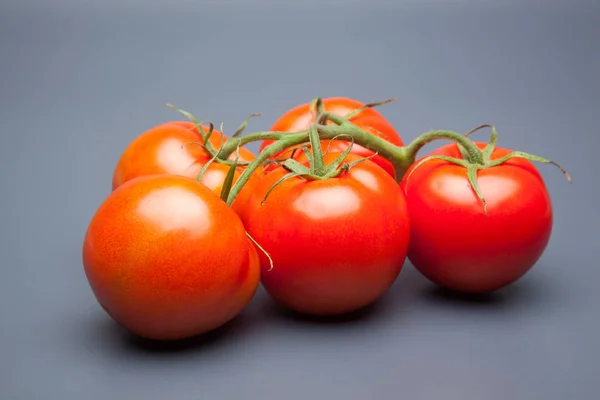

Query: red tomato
<box><xmin>242</xmin><ymin>152</ymin><xmax>411</xmax><ymax>316</ymax></box>
<box><xmin>400</xmin><ymin>142</ymin><xmax>553</xmax><ymax>293</ymax></box>
<box><xmin>260</xmin><ymin>97</ymin><xmax>404</xmax><ymax>177</ymax></box>
<box><xmin>111</xmin><ymin>121</ymin><xmax>257</xmax><ymax>214</ymax></box>
<box><xmin>82</xmin><ymin>174</ymin><xmax>260</xmax><ymax>340</ymax></box>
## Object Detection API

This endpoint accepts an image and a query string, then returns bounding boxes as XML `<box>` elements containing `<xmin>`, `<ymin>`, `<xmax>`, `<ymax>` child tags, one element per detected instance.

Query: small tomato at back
<box><xmin>82</xmin><ymin>174</ymin><xmax>260</xmax><ymax>341</ymax></box>
<box><xmin>401</xmin><ymin>142</ymin><xmax>553</xmax><ymax>293</ymax></box>
<box><xmin>242</xmin><ymin>152</ymin><xmax>411</xmax><ymax>316</ymax></box>
<box><xmin>261</xmin><ymin>97</ymin><xmax>404</xmax><ymax>177</ymax></box>
<box><xmin>111</xmin><ymin>121</ymin><xmax>257</xmax><ymax>214</ymax></box>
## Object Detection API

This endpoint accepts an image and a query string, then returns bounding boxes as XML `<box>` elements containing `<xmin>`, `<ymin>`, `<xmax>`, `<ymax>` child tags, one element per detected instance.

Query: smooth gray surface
<box><xmin>1</xmin><ymin>1</ymin><xmax>599</xmax><ymax>399</ymax></box>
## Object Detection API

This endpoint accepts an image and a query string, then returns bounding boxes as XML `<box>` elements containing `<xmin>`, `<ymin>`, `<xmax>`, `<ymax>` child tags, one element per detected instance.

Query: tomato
<box><xmin>82</xmin><ymin>174</ymin><xmax>260</xmax><ymax>340</ymax></box>
<box><xmin>111</xmin><ymin>121</ymin><xmax>257</xmax><ymax>214</ymax></box>
<box><xmin>242</xmin><ymin>152</ymin><xmax>411</xmax><ymax>316</ymax></box>
<box><xmin>260</xmin><ymin>97</ymin><xmax>404</xmax><ymax>177</ymax></box>
<box><xmin>194</xmin><ymin>161</ymin><xmax>262</xmax><ymax>217</ymax></box>
<box><xmin>400</xmin><ymin>142</ymin><xmax>553</xmax><ymax>294</ymax></box>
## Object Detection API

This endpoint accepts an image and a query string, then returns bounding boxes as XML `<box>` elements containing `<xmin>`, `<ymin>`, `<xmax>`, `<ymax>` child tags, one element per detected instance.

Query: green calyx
<box><xmin>405</xmin><ymin>124</ymin><xmax>572</xmax><ymax>215</ymax></box>
<box><xmin>259</xmin><ymin>124</ymin><xmax>376</xmax><ymax>206</ymax></box>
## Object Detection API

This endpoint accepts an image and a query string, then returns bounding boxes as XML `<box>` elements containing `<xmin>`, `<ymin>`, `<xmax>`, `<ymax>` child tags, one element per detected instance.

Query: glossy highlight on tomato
<box><xmin>261</xmin><ymin>97</ymin><xmax>404</xmax><ymax>177</ymax></box>
<box><xmin>242</xmin><ymin>152</ymin><xmax>411</xmax><ymax>316</ymax></box>
<box><xmin>401</xmin><ymin>142</ymin><xmax>553</xmax><ymax>293</ymax></box>
<box><xmin>82</xmin><ymin>174</ymin><xmax>260</xmax><ymax>340</ymax></box>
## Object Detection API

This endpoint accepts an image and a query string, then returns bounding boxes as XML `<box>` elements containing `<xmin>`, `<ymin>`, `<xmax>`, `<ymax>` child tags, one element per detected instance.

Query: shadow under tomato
<box><xmin>125</xmin><ymin>317</ymin><xmax>249</xmax><ymax>353</ymax></box>
<box><xmin>424</xmin><ymin>286</ymin><xmax>510</xmax><ymax>304</ymax></box>
<box><xmin>267</xmin><ymin>299</ymin><xmax>384</xmax><ymax>326</ymax></box>
<box><xmin>261</xmin><ymin>266</ymin><xmax>421</xmax><ymax>327</ymax></box>
<box><xmin>419</xmin><ymin>272</ymin><xmax>546</xmax><ymax>309</ymax></box>
<box><xmin>85</xmin><ymin>310</ymin><xmax>255</xmax><ymax>356</ymax></box>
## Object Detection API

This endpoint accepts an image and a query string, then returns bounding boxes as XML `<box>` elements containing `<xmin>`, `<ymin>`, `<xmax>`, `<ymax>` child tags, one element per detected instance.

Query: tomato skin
<box><xmin>111</xmin><ymin>121</ymin><xmax>257</xmax><ymax>215</ymax></box>
<box><xmin>193</xmin><ymin>161</ymin><xmax>261</xmax><ymax>217</ymax></box>
<box><xmin>242</xmin><ymin>153</ymin><xmax>411</xmax><ymax>316</ymax></box>
<box><xmin>400</xmin><ymin>142</ymin><xmax>553</xmax><ymax>293</ymax></box>
<box><xmin>82</xmin><ymin>174</ymin><xmax>260</xmax><ymax>340</ymax></box>
<box><xmin>260</xmin><ymin>97</ymin><xmax>403</xmax><ymax>177</ymax></box>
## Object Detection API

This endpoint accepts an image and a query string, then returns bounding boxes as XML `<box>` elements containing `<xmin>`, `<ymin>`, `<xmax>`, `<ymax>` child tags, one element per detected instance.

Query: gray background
<box><xmin>1</xmin><ymin>1</ymin><xmax>599</xmax><ymax>399</ymax></box>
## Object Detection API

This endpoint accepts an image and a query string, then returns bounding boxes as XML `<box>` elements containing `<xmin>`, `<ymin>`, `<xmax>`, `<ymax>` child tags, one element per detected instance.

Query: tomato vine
<box><xmin>168</xmin><ymin>97</ymin><xmax>572</xmax><ymax>213</ymax></box>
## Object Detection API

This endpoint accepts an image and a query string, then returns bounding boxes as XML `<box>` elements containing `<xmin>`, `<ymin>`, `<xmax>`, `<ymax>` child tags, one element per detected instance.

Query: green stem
<box><xmin>226</xmin><ymin>132</ymin><xmax>310</xmax><ymax>206</ymax></box>
<box><xmin>220</xmin><ymin>112</ymin><xmax>495</xmax><ymax>206</ymax></box>
<box><xmin>321</xmin><ymin>112</ymin><xmax>416</xmax><ymax>179</ymax></box>
<box><xmin>224</xmin><ymin>121</ymin><xmax>408</xmax><ymax>205</ymax></box>
<box><xmin>322</xmin><ymin>111</ymin><xmax>406</xmax><ymax>176</ymax></box>
<box><xmin>319</xmin><ymin>124</ymin><xmax>402</xmax><ymax>161</ymax></box>
<box><xmin>320</xmin><ymin>125</ymin><xmax>407</xmax><ymax>180</ymax></box>
<box><xmin>219</xmin><ymin>131</ymin><xmax>289</xmax><ymax>159</ymax></box>
<box><xmin>308</xmin><ymin>124</ymin><xmax>326</xmax><ymax>174</ymax></box>
<box><xmin>403</xmin><ymin>129</ymin><xmax>485</xmax><ymax>166</ymax></box>
<box><xmin>222</xmin><ymin>123</ymin><xmax>478</xmax><ymax>193</ymax></box>
<box><xmin>226</xmin><ymin>124</ymin><xmax>415</xmax><ymax>206</ymax></box>
<box><xmin>171</xmin><ymin>103</ymin><xmax>484</xmax><ymax>182</ymax></box>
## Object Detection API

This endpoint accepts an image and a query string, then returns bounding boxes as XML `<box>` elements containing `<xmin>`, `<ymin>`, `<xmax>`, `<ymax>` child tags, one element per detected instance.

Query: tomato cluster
<box><xmin>82</xmin><ymin>97</ymin><xmax>565</xmax><ymax>341</ymax></box>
